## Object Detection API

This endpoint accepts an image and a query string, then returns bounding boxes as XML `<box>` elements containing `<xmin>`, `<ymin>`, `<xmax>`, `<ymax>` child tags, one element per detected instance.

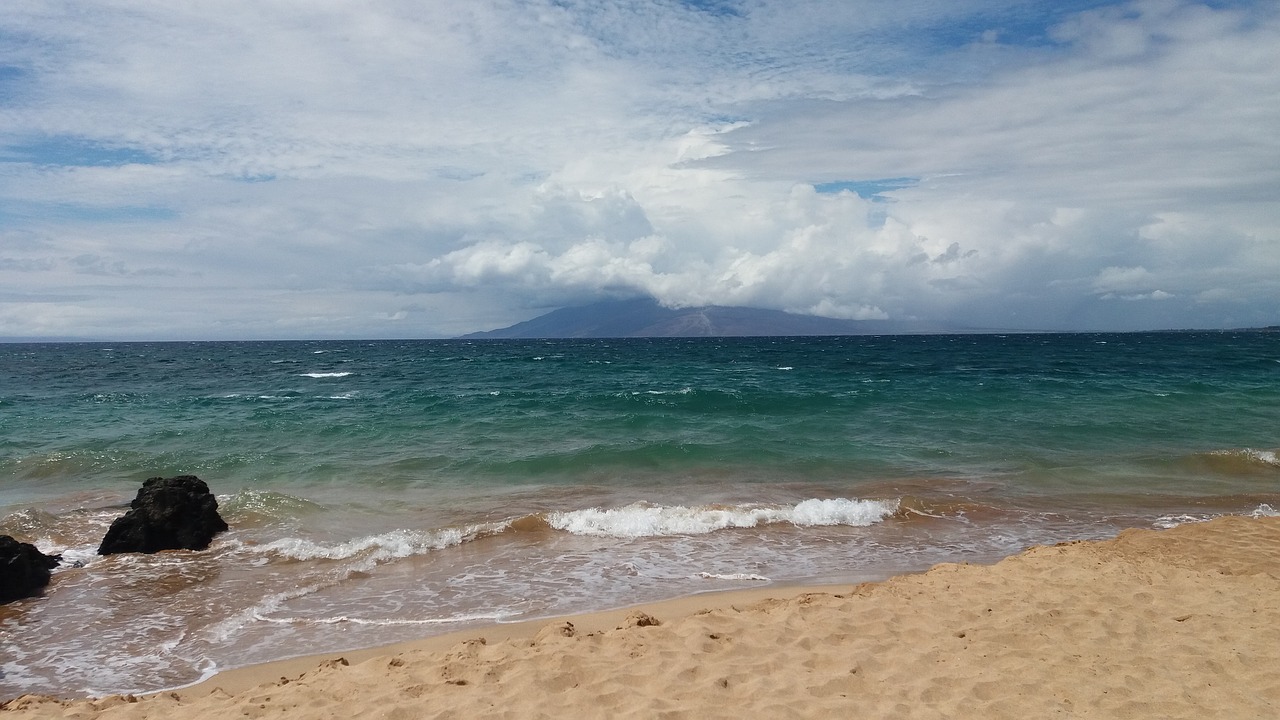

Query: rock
<box><xmin>97</xmin><ymin>475</ymin><xmax>229</xmax><ymax>555</ymax></box>
<box><xmin>0</xmin><ymin>535</ymin><xmax>61</xmax><ymax>603</ymax></box>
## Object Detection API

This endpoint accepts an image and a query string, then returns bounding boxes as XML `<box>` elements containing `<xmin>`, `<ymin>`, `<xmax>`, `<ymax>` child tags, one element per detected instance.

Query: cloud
<box><xmin>1093</xmin><ymin>266</ymin><xmax>1156</xmax><ymax>295</ymax></box>
<box><xmin>1</xmin><ymin>0</ymin><xmax>1278</xmax><ymax>338</ymax></box>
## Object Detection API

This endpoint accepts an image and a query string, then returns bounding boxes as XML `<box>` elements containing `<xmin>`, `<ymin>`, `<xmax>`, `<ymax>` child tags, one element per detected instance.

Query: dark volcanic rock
<box><xmin>97</xmin><ymin>475</ymin><xmax>229</xmax><ymax>555</ymax></box>
<box><xmin>0</xmin><ymin>535</ymin><xmax>61</xmax><ymax>603</ymax></box>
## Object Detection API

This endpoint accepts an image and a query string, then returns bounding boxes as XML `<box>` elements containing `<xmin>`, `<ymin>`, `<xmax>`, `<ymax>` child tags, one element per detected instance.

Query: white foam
<box><xmin>258</xmin><ymin>523</ymin><xmax>508</xmax><ymax>565</ymax></box>
<box><xmin>1154</xmin><ymin>504</ymin><xmax>1280</xmax><ymax>529</ymax></box>
<box><xmin>1208</xmin><ymin>448</ymin><xmax>1280</xmax><ymax>467</ymax></box>
<box><xmin>1247</xmin><ymin>450</ymin><xmax>1280</xmax><ymax>467</ymax></box>
<box><xmin>633</xmin><ymin>387</ymin><xmax>694</xmax><ymax>396</ymax></box>
<box><xmin>255</xmin><ymin>611</ymin><xmax>516</xmax><ymax>626</ymax></box>
<box><xmin>698</xmin><ymin>572</ymin><xmax>770</xmax><ymax>582</ymax></box>
<box><xmin>790</xmin><ymin>498</ymin><xmax>897</xmax><ymax>526</ymax></box>
<box><xmin>546</xmin><ymin>498</ymin><xmax>898</xmax><ymax>539</ymax></box>
<box><xmin>206</xmin><ymin>579</ymin><xmax>335</xmax><ymax>643</ymax></box>
<box><xmin>150</xmin><ymin>661</ymin><xmax>221</xmax><ymax>696</ymax></box>
<box><xmin>53</xmin><ymin>545</ymin><xmax>101</xmax><ymax>569</ymax></box>
<box><xmin>1152</xmin><ymin>514</ymin><xmax>1209</xmax><ymax>529</ymax></box>
<box><xmin>300</xmin><ymin>371</ymin><xmax>352</xmax><ymax>378</ymax></box>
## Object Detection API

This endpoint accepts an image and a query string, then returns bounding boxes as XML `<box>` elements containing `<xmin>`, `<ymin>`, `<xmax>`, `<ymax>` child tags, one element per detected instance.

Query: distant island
<box><xmin>461</xmin><ymin>299</ymin><xmax>964</xmax><ymax>339</ymax></box>
<box><xmin>0</xmin><ymin>312</ymin><xmax>1274</xmax><ymax>343</ymax></box>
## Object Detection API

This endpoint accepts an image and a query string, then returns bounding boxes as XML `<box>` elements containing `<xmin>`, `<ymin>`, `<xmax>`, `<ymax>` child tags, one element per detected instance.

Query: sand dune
<box><xmin>6</xmin><ymin>515</ymin><xmax>1280</xmax><ymax>719</ymax></box>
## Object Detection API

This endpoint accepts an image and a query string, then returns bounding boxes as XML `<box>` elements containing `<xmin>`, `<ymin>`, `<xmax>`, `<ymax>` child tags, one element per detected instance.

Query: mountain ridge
<box><xmin>460</xmin><ymin>299</ymin><xmax>962</xmax><ymax>338</ymax></box>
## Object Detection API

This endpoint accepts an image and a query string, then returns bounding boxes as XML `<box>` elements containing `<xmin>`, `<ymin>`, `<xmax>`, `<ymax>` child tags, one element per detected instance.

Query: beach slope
<box><xmin>5</xmin><ymin>515</ymin><xmax>1280</xmax><ymax>719</ymax></box>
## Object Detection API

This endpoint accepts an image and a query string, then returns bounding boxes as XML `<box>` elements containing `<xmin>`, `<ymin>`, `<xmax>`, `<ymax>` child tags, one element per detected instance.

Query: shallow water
<box><xmin>2</xmin><ymin>333</ymin><xmax>1278</xmax><ymax>697</ymax></box>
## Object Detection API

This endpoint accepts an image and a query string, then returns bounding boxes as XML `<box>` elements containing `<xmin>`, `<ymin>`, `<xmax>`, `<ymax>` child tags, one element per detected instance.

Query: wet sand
<box><xmin>5</xmin><ymin>515</ymin><xmax>1280</xmax><ymax>719</ymax></box>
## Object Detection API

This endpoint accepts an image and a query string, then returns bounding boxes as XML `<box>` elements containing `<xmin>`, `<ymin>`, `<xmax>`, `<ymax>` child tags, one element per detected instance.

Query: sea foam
<box><xmin>1153</xmin><ymin>503</ymin><xmax>1280</xmax><ymax>529</ymax></box>
<box><xmin>255</xmin><ymin>611</ymin><xmax>516</xmax><ymax>627</ymax></box>
<box><xmin>698</xmin><ymin>572</ymin><xmax>770</xmax><ymax>581</ymax></box>
<box><xmin>258</xmin><ymin>523</ymin><xmax>508</xmax><ymax>565</ymax></box>
<box><xmin>546</xmin><ymin>498</ymin><xmax>898</xmax><ymax>538</ymax></box>
<box><xmin>1206</xmin><ymin>448</ymin><xmax>1280</xmax><ymax>468</ymax></box>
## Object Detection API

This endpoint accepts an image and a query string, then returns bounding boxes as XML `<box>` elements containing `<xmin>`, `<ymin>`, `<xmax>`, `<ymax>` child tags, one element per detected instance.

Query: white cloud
<box><xmin>1</xmin><ymin>0</ymin><xmax>1278</xmax><ymax>338</ymax></box>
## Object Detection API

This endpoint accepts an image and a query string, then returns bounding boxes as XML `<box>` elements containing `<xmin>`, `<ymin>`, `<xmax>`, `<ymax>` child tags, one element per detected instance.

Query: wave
<box><xmin>256</xmin><ymin>523</ymin><xmax>510</xmax><ymax>565</ymax></box>
<box><xmin>247</xmin><ymin>497</ymin><xmax>900</xmax><ymax>566</ymax></box>
<box><xmin>0</xmin><ymin>506</ymin><xmax>122</xmax><ymax>566</ymax></box>
<box><xmin>1152</xmin><ymin>503</ymin><xmax>1280</xmax><ymax>529</ymax></box>
<box><xmin>299</xmin><ymin>371</ymin><xmax>353</xmax><ymax>378</ymax></box>
<box><xmin>205</xmin><ymin>577</ymin><xmax>342</xmax><ymax>644</ymax></box>
<box><xmin>0</xmin><ymin>506</ymin><xmax>63</xmax><ymax>538</ymax></box>
<box><xmin>1220</xmin><ymin>448</ymin><xmax>1280</xmax><ymax>467</ymax></box>
<box><xmin>545</xmin><ymin>498</ymin><xmax>899</xmax><ymax>538</ymax></box>
<box><xmin>217</xmin><ymin>490</ymin><xmax>327</xmax><ymax>522</ymax></box>
<box><xmin>1186</xmin><ymin>448</ymin><xmax>1280</xmax><ymax>474</ymax></box>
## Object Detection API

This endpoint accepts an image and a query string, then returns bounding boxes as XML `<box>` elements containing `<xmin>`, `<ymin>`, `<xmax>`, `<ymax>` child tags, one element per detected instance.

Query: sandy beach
<box><xmin>5</xmin><ymin>514</ymin><xmax>1280</xmax><ymax>719</ymax></box>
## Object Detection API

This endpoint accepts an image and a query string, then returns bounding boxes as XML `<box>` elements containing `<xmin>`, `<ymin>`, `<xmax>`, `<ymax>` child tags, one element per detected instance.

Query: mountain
<box><xmin>461</xmin><ymin>299</ymin><xmax>959</xmax><ymax>338</ymax></box>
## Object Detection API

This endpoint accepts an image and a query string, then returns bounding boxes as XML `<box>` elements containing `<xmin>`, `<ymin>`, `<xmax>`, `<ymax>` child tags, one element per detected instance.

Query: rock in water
<box><xmin>0</xmin><ymin>535</ymin><xmax>61</xmax><ymax>603</ymax></box>
<box><xmin>98</xmin><ymin>475</ymin><xmax>229</xmax><ymax>555</ymax></box>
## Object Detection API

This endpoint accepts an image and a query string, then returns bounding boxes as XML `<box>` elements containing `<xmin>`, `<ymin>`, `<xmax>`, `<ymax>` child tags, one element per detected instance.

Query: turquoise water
<box><xmin>2</xmin><ymin>333</ymin><xmax>1278</xmax><ymax>697</ymax></box>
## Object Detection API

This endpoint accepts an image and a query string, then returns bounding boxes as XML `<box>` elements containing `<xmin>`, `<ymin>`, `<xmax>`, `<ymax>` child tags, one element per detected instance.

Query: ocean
<box><xmin>2</xmin><ymin>333</ymin><xmax>1278</xmax><ymax>698</ymax></box>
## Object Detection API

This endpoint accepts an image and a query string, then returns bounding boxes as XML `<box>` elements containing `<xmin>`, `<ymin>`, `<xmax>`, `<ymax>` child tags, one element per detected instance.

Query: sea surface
<box><xmin>2</xmin><ymin>333</ymin><xmax>1278</xmax><ymax>698</ymax></box>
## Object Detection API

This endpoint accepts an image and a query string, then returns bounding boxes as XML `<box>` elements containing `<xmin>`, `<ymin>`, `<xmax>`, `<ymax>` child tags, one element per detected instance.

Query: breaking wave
<box><xmin>1188</xmin><ymin>448</ymin><xmax>1280</xmax><ymax>474</ymax></box>
<box><xmin>244</xmin><ymin>497</ymin><xmax>900</xmax><ymax>566</ymax></box>
<box><xmin>545</xmin><ymin>498</ymin><xmax>899</xmax><ymax>538</ymax></box>
<box><xmin>1152</xmin><ymin>503</ymin><xmax>1280</xmax><ymax>529</ymax></box>
<box><xmin>256</xmin><ymin>523</ymin><xmax>510</xmax><ymax>565</ymax></box>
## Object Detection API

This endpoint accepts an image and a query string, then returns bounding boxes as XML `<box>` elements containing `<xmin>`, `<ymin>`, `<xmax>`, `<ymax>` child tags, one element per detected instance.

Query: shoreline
<box><xmin>177</xmin><ymin>581</ymin><xmax>851</xmax><ymax>698</ymax></box>
<box><xmin>6</xmin><ymin>514</ymin><xmax>1280</xmax><ymax>718</ymax></box>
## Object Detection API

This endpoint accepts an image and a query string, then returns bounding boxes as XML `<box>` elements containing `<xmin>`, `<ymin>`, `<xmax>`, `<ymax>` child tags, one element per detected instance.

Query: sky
<box><xmin>1</xmin><ymin>0</ymin><xmax>1278</xmax><ymax>339</ymax></box>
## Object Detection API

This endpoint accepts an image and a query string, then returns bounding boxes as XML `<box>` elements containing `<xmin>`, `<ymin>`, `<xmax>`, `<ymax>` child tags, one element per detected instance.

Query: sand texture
<box><xmin>5</xmin><ymin>515</ymin><xmax>1280</xmax><ymax>719</ymax></box>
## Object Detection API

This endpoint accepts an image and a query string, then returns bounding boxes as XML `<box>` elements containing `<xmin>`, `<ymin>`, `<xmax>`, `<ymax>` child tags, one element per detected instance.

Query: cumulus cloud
<box><xmin>0</xmin><ymin>0</ymin><xmax>1277</xmax><ymax>338</ymax></box>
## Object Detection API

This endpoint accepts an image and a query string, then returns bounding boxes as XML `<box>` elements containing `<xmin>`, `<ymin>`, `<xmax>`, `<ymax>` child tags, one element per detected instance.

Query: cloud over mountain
<box><xmin>1</xmin><ymin>1</ymin><xmax>1277</xmax><ymax>338</ymax></box>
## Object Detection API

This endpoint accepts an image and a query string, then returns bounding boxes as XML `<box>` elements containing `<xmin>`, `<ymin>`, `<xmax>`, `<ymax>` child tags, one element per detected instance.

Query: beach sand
<box><xmin>5</xmin><ymin>514</ymin><xmax>1280</xmax><ymax>719</ymax></box>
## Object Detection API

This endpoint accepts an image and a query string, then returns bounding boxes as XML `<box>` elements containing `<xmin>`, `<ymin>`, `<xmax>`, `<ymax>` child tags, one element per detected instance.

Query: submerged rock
<box><xmin>97</xmin><ymin>475</ymin><xmax>229</xmax><ymax>555</ymax></box>
<box><xmin>0</xmin><ymin>535</ymin><xmax>61</xmax><ymax>603</ymax></box>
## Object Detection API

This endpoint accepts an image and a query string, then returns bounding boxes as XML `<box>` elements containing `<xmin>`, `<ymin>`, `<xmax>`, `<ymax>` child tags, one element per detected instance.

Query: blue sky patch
<box><xmin>0</xmin><ymin>64</ymin><xmax>27</xmax><ymax>98</ymax></box>
<box><xmin>679</xmin><ymin>0</ymin><xmax>743</xmax><ymax>18</ymax></box>
<box><xmin>917</xmin><ymin>1</ymin><xmax>1117</xmax><ymax>50</ymax></box>
<box><xmin>2</xmin><ymin>136</ymin><xmax>160</xmax><ymax>168</ymax></box>
<box><xmin>815</xmin><ymin>178</ymin><xmax>918</xmax><ymax>201</ymax></box>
